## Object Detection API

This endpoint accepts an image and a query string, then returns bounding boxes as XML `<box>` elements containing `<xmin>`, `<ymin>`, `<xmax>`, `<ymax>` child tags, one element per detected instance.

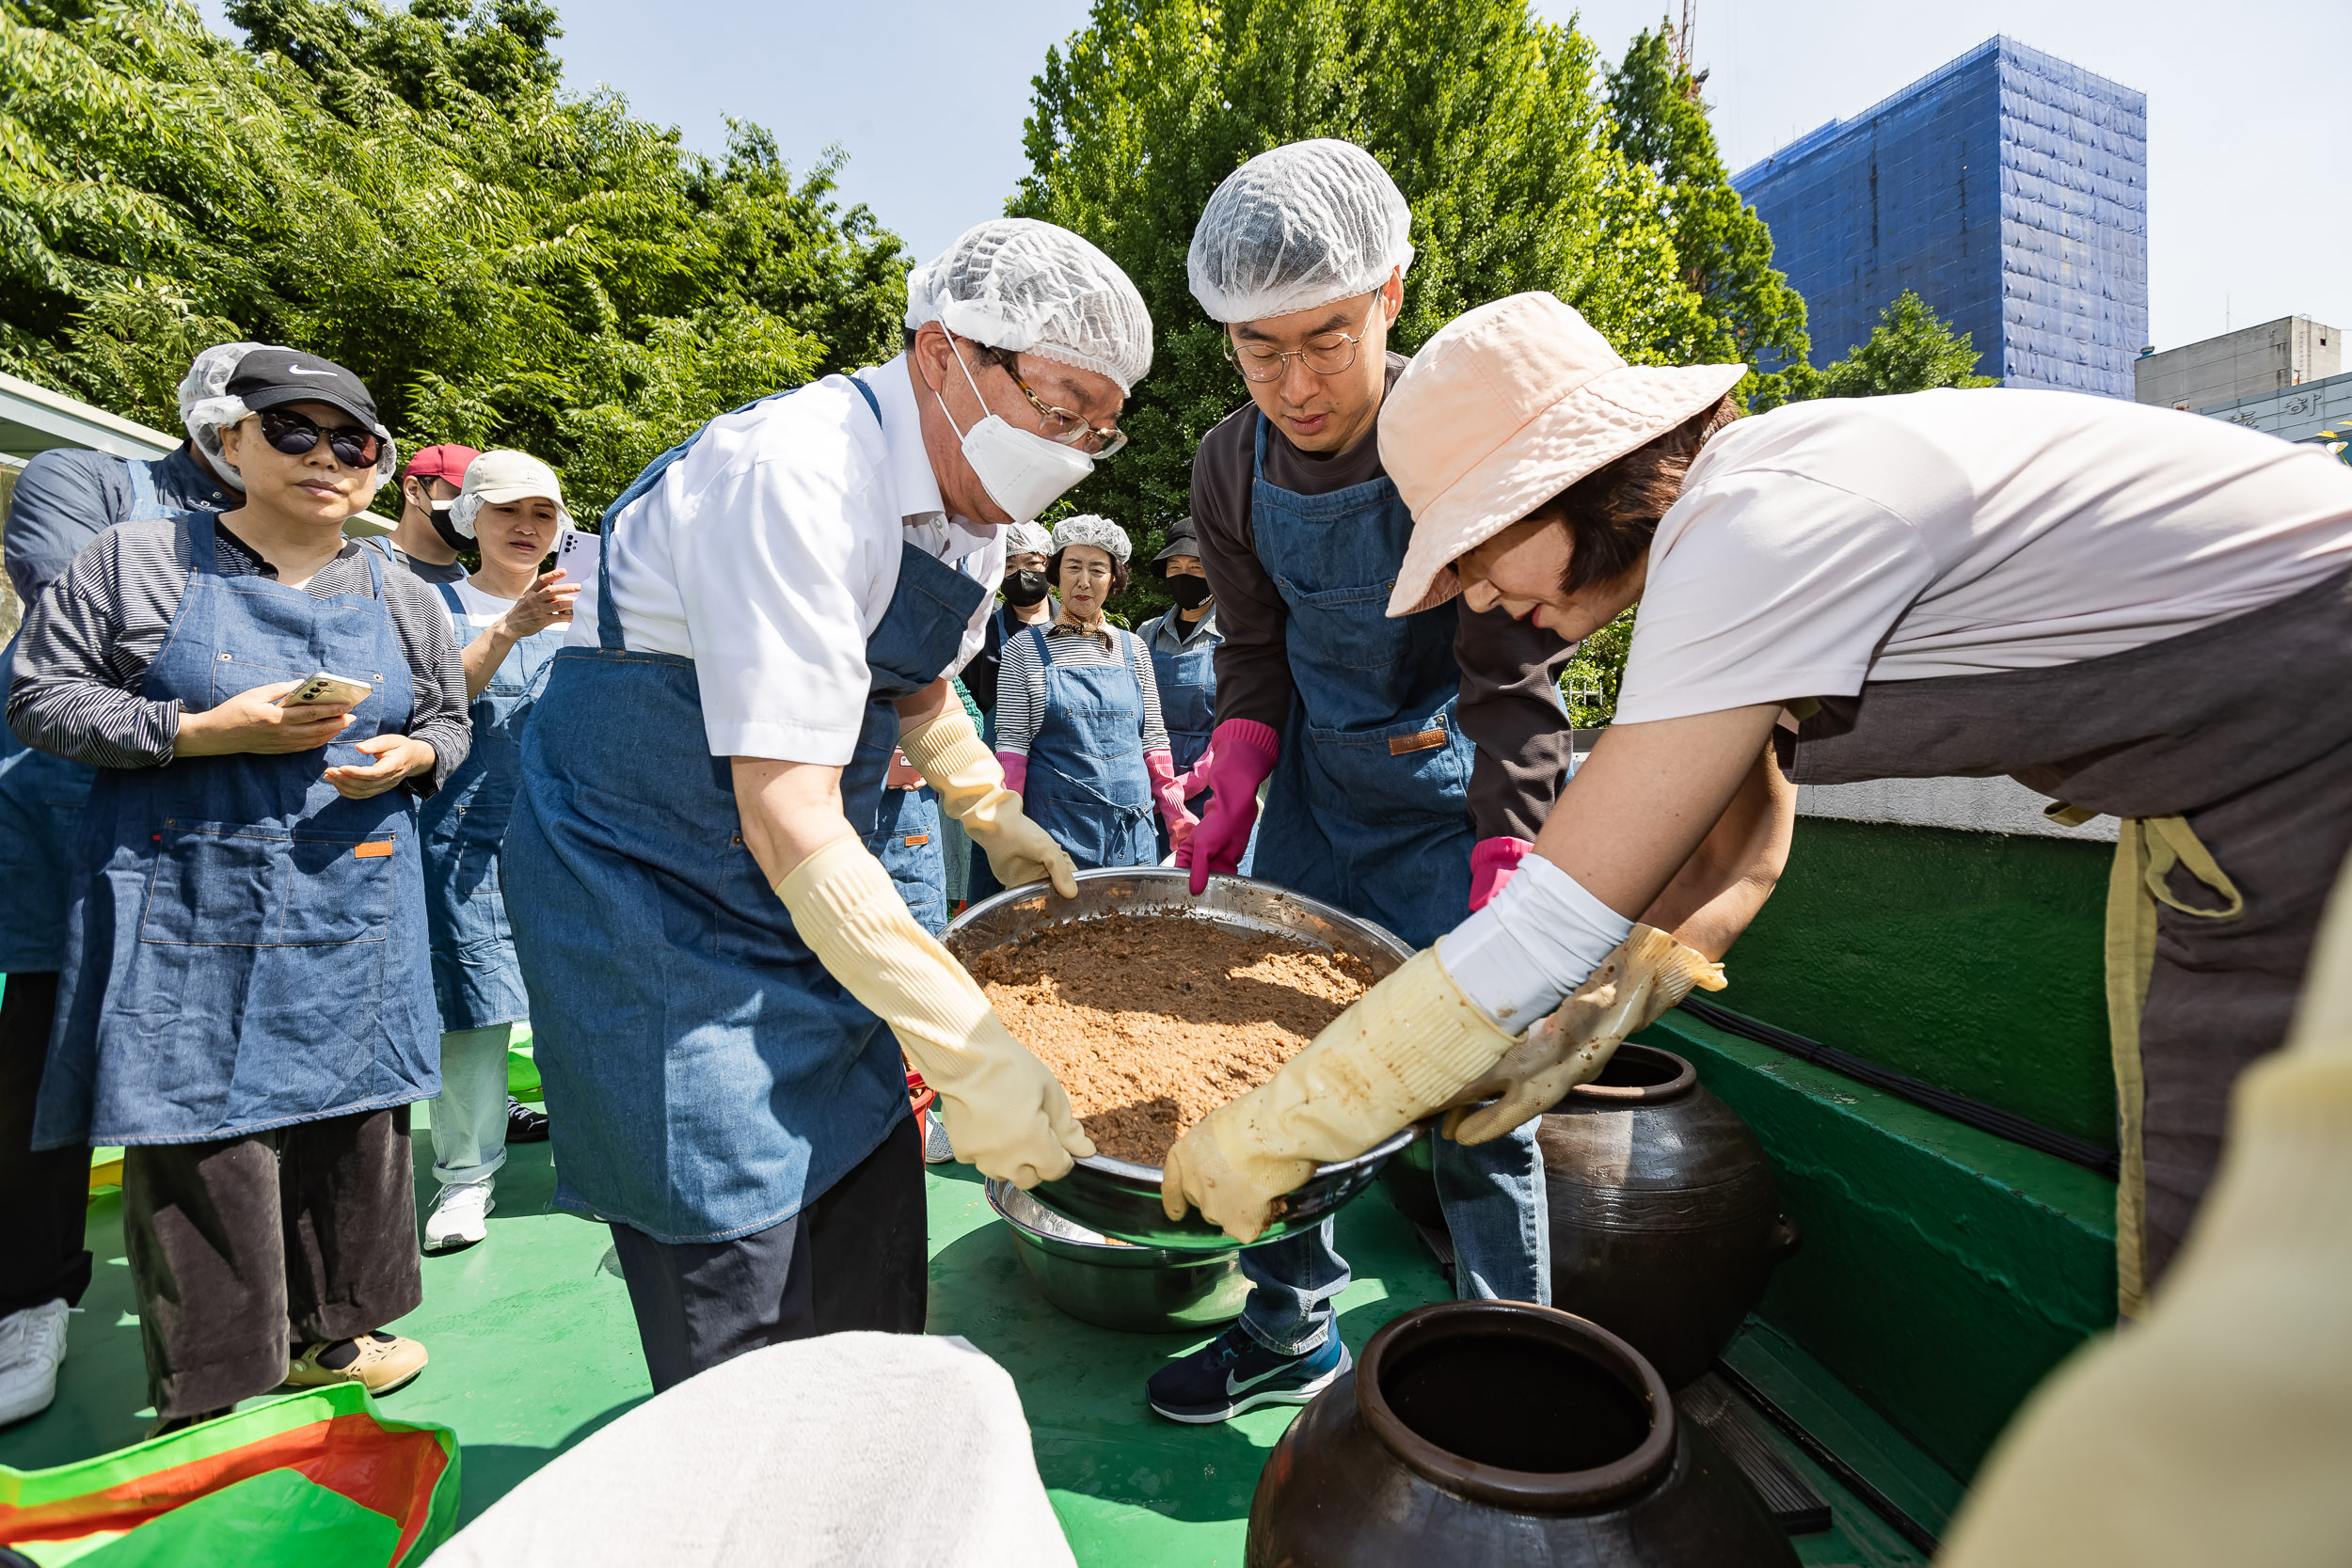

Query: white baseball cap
<box><xmin>451</xmin><ymin>450</ymin><xmax>573</xmax><ymax>538</ymax></box>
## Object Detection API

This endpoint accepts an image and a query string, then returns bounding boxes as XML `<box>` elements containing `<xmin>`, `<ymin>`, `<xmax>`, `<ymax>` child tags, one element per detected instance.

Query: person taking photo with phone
<box><xmin>7</xmin><ymin>349</ymin><xmax>469</xmax><ymax>1434</ymax></box>
<box><xmin>413</xmin><ymin>451</ymin><xmax>580</xmax><ymax>1252</ymax></box>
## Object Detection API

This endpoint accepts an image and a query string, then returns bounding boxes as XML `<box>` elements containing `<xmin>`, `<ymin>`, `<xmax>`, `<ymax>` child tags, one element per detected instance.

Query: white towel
<box><xmin>432</xmin><ymin>1333</ymin><xmax>1076</xmax><ymax>1568</ymax></box>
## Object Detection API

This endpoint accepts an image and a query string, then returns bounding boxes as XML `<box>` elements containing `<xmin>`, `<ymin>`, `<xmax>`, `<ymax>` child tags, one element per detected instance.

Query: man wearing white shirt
<box><xmin>505</xmin><ymin>219</ymin><xmax>1154</xmax><ymax>1388</ymax></box>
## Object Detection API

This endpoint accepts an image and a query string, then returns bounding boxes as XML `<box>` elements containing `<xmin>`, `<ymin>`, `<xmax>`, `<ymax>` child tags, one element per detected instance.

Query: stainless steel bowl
<box><xmin>947</xmin><ymin>867</ymin><xmax>1418</xmax><ymax>1252</ymax></box>
<box><xmin>987</xmin><ymin>1179</ymin><xmax>1253</xmax><ymax>1333</ymax></box>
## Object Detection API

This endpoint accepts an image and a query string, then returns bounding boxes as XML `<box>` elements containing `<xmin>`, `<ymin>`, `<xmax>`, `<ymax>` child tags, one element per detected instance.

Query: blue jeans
<box><xmin>1237</xmin><ymin>1118</ymin><xmax>1549</xmax><ymax>1353</ymax></box>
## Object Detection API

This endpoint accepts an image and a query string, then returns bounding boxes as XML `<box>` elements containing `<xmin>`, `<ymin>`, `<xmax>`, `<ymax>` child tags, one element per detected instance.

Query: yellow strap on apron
<box><xmin>2059</xmin><ymin>803</ymin><xmax>2246</xmax><ymax>1320</ymax></box>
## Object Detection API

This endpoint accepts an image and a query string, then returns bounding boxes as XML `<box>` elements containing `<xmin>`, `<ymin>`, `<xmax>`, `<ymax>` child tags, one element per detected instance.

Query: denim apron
<box><xmin>417</xmin><ymin>583</ymin><xmax>568</xmax><ymax>1029</ymax></box>
<box><xmin>1143</xmin><ymin>609</ymin><xmax>1218</xmax><ymax>780</ymax></box>
<box><xmin>1245</xmin><ymin>415</ymin><xmax>1475</xmax><ymax>949</ymax></box>
<box><xmin>1022</xmin><ymin>624</ymin><xmax>1159</xmax><ymax>870</ymax></box>
<box><xmin>864</xmin><ymin>745</ymin><xmax>947</xmax><ymax>935</ymax></box>
<box><xmin>33</xmin><ymin>514</ymin><xmax>437</xmax><ymax>1148</ymax></box>
<box><xmin>0</xmin><ymin>457</ymin><xmax>185</xmax><ymax>974</ymax></box>
<box><xmin>501</xmin><ymin>377</ymin><xmax>987</xmax><ymax>1243</ymax></box>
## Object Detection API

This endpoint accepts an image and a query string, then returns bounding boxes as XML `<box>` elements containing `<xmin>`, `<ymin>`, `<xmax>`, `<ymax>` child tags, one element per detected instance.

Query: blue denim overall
<box><xmin>1021</xmin><ymin>624</ymin><xmax>1159</xmax><ymax>871</ymax></box>
<box><xmin>1232</xmin><ymin>411</ymin><xmax>1549</xmax><ymax>1354</ymax></box>
<box><xmin>501</xmin><ymin>378</ymin><xmax>987</xmax><ymax>1243</ymax></box>
<box><xmin>1142</xmin><ymin>609</ymin><xmax>1218</xmax><ymax>780</ymax></box>
<box><xmin>417</xmin><ymin>584</ymin><xmax>569</xmax><ymax>1029</ymax></box>
<box><xmin>0</xmin><ymin>457</ymin><xmax>188</xmax><ymax>974</ymax></box>
<box><xmin>1143</xmin><ymin>608</ymin><xmax>1219</xmax><ymax>861</ymax></box>
<box><xmin>33</xmin><ymin>514</ymin><xmax>438</xmax><ymax>1148</ymax></box>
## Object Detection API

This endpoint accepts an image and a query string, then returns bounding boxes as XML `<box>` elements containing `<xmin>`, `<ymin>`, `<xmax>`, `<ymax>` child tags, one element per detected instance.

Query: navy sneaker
<box><xmin>1146</xmin><ymin>1324</ymin><xmax>1350</xmax><ymax>1424</ymax></box>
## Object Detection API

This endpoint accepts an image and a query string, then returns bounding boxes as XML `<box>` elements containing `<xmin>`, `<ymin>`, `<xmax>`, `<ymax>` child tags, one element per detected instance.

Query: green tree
<box><xmin>1756</xmin><ymin>288</ymin><xmax>1998</xmax><ymax>409</ymax></box>
<box><xmin>1010</xmin><ymin>0</ymin><xmax>1707</xmax><ymax>599</ymax></box>
<box><xmin>1605</xmin><ymin>23</ymin><xmax>1808</xmax><ymax>403</ymax></box>
<box><xmin>0</xmin><ymin>0</ymin><xmax>909</xmax><ymax>520</ymax></box>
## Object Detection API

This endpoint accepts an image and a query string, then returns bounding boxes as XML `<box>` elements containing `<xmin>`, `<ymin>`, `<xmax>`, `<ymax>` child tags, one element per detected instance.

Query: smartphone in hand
<box><xmin>278</xmin><ymin>671</ymin><xmax>374</xmax><ymax>709</ymax></box>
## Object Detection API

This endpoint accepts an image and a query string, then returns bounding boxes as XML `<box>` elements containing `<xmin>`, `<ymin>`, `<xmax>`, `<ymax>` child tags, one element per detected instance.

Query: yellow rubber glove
<box><xmin>1160</xmin><ymin>946</ymin><xmax>1519</xmax><ymax>1243</ymax></box>
<box><xmin>1443</xmin><ymin>926</ymin><xmax>1725</xmax><ymax>1145</ymax></box>
<box><xmin>1937</xmin><ymin>866</ymin><xmax>2352</xmax><ymax>1568</ymax></box>
<box><xmin>897</xmin><ymin>708</ymin><xmax>1077</xmax><ymax>898</ymax></box>
<box><xmin>777</xmin><ymin>836</ymin><xmax>1093</xmax><ymax>1187</ymax></box>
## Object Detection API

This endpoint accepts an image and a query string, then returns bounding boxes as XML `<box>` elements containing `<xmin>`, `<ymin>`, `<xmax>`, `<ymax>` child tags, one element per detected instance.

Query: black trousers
<box><xmin>610</xmin><ymin>1114</ymin><xmax>928</xmax><ymax>1394</ymax></box>
<box><xmin>1</xmin><ymin>973</ymin><xmax>91</xmax><ymax>1319</ymax></box>
<box><xmin>123</xmin><ymin>1106</ymin><xmax>421</xmax><ymax>1417</ymax></box>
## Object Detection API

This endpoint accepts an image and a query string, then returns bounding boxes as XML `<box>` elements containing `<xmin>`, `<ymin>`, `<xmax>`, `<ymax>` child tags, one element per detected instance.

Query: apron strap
<box><xmin>596</xmin><ymin>376</ymin><xmax>886</xmax><ymax>654</ymax></box>
<box><xmin>2097</xmin><ymin>810</ymin><xmax>2246</xmax><ymax>1320</ymax></box>
<box><xmin>433</xmin><ymin>580</ymin><xmax>465</xmax><ymax>616</ymax></box>
<box><xmin>1027</xmin><ymin>624</ymin><xmax>1054</xmax><ymax>667</ymax></box>
<box><xmin>1250</xmin><ymin>408</ymin><xmax>1270</xmax><ymax>482</ymax></box>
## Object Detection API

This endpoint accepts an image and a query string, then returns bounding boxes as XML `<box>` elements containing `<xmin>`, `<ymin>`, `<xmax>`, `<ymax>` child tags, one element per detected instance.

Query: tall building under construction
<box><xmin>1733</xmin><ymin>37</ymin><xmax>2148</xmax><ymax>399</ymax></box>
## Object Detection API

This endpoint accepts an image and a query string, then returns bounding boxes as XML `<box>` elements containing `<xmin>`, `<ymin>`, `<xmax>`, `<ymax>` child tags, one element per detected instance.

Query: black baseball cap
<box><xmin>1153</xmin><ymin>516</ymin><xmax>1201</xmax><ymax>573</ymax></box>
<box><xmin>227</xmin><ymin>347</ymin><xmax>379</xmax><ymax>429</ymax></box>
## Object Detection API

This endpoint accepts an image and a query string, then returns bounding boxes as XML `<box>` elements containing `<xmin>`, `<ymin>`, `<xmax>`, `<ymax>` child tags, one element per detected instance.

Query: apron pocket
<box><xmin>140</xmin><ymin>822</ymin><xmax>395</xmax><ymax>947</ymax></box>
<box><xmin>1277</xmin><ymin>578</ymin><xmax>1410</xmax><ymax>672</ymax></box>
<box><xmin>1299</xmin><ymin>713</ymin><xmax>1472</xmax><ymax>820</ymax></box>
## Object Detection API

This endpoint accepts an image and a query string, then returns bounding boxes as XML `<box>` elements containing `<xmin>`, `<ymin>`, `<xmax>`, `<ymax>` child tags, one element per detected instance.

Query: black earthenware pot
<box><xmin>1245</xmin><ymin>1301</ymin><xmax>1797</xmax><ymax>1567</ymax></box>
<box><xmin>1378</xmin><ymin>1042</ymin><xmax>1800</xmax><ymax>1388</ymax></box>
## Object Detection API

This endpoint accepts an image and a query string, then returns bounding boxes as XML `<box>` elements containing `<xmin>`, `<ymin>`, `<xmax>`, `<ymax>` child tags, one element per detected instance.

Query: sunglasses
<box><xmin>257</xmin><ymin>409</ymin><xmax>381</xmax><ymax>469</ymax></box>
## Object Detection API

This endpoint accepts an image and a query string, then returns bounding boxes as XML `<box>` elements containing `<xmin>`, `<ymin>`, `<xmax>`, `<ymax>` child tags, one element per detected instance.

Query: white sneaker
<box><xmin>0</xmin><ymin>1300</ymin><xmax>72</xmax><ymax>1426</ymax></box>
<box><xmin>423</xmin><ymin>1183</ymin><xmax>495</xmax><ymax>1251</ymax></box>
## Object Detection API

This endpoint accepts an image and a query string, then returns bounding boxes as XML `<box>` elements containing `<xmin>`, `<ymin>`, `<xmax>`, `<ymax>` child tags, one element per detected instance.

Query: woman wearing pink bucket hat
<box><xmin>1159</xmin><ymin>290</ymin><xmax>2352</xmax><ymax>1330</ymax></box>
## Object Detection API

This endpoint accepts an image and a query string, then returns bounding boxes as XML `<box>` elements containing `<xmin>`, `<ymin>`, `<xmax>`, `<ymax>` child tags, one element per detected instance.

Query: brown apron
<box><xmin>1780</xmin><ymin>563</ymin><xmax>2352</xmax><ymax>1316</ymax></box>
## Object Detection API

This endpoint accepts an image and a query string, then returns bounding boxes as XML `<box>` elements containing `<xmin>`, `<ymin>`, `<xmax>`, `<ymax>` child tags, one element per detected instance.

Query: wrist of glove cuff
<box><xmin>1440</xmin><ymin>851</ymin><xmax>1635</xmax><ymax>1030</ymax></box>
<box><xmin>897</xmin><ymin>708</ymin><xmax>1003</xmax><ymax>820</ymax></box>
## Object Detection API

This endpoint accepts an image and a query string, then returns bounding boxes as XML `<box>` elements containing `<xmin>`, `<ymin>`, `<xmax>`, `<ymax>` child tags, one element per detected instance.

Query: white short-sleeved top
<box><xmin>567</xmin><ymin>356</ymin><xmax>1006</xmax><ymax>763</ymax></box>
<box><xmin>1611</xmin><ymin>389</ymin><xmax>2352</xmax><ymax>725</ymax></box>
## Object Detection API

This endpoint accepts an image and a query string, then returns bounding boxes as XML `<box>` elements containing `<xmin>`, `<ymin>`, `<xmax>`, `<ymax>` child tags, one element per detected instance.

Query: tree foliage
<box><xmin>0</xmin><ymin>0</ymin><xmax>909</xmax><ymax>518</ymax></box>
<box><xmin>1009</xmin><ymin>0</ymin><xmax>1720</xmax><ymax>579</ymax></box>
<box><xmin>1605</xmin><ymin>24</ymin><xmax>1808</xmax><ymax>405</ymax></box>
<box><xmin>1756</xmin><ymin>288</ymin><xmax>1997</xmax><ymax>409</ymax></box>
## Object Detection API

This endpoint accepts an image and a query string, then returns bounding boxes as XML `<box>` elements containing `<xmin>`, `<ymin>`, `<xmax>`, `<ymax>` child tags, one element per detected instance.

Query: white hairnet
<box><xmin>904</xmin><ymin>219</ymin><xmax>1153</xmax><ymax>394</ymax></box>
<box><xmin>448</xmin><ymin>490</ymin><xmax>575</xmax><ymax>540</ymax></box>
<box><xmin>1050</xmin><ymin>515</ymin><xmax>1131</xmax><ymax>564</ymax></box>
<box><xmin>1002</xmin><ymin>520</ymin><xmax>1053</xmax><ymax>557</ymax></box>
<box><xmin>1187</xmin><ymin>139</ymin><xmax>1416</xmax><ymax>324</ymax></box>
<box><xmin>177</xmin><ymin>341</ymin><xmax>275</xmax><ymax>494</ymax></box>
<box><xmin>176</xmin><ymin>340</ymin><xmax>398</xmax><ymax>491</ymax></box>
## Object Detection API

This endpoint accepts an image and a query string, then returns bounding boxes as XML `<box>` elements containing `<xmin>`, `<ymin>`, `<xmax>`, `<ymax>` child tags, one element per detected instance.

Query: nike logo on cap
<box><xmin>285</xmin><ymin>364</ymin><xmax>335</xmax><ymax>377</ymax></box>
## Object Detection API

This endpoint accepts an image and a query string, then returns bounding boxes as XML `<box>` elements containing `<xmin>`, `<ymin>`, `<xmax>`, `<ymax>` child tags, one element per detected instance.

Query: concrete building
<box><xmin>2185</xmin><ymin>369</ymin><xmax>2352</xmax><ymax>447</ymax></box>
<box><xmin>1733</xmin><ymin>37</ymin><xmax>2149</xmax><ymax>399</ymax></box>
<box><xmin>2132</xmin><ymin>316</ymin><xmax>2341</xmax><ymax>411</ymax></box>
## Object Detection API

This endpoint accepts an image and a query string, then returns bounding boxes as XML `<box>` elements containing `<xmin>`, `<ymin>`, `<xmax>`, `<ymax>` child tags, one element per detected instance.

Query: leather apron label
<box><xmin>1389</xmin><ymin>727</ymin><xmax>1448</xmax><ymax>756</ymax></box>
<box><xmin>353</xmin><ymin>840</ymin><xmax>395</xmax><ymax>859</ymax></box>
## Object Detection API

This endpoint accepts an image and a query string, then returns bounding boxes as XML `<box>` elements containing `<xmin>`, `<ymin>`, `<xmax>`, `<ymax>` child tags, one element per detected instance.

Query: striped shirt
<box><xmin>7</xmin><ymin>515</ymin><xmax>470</xmax><ymax>792</ymax></box>
<box><xmin>993</xmin><ymin>620</ymin><xmax>1170</xmax><ymax>758</ymax></box>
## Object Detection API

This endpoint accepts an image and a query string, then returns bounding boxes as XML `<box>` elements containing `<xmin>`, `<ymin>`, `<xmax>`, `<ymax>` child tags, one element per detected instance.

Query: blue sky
<box><xmin>203</xmin><ymin>0</ymin><xmax>2352</xmax><ymax>355</ymax></box>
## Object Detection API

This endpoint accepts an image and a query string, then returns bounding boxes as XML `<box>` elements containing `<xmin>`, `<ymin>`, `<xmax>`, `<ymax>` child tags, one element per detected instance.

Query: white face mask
<box><xmin>933</xmin><ymin>339</ymin><xmax>1095</xmax><ymax>525</ymax></box>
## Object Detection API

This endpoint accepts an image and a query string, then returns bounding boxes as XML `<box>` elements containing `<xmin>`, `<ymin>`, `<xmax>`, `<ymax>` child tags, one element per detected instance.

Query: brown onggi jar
<box><xmin>1245</xmin><ymin>1301</ymin><xmax>1796</xmax><ymax>1568</ymax></box>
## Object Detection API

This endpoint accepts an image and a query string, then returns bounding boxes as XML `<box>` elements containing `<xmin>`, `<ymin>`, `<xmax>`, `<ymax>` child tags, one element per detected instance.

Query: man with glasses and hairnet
<box><xmin>0</xmin><ymin>343</ymin><xmax>252</xmax><ymax>1427</ymax></box>
<box><xmin>1150</xmin><ymin>140</ymin><xmax>1578</xmax><ymax>1423</ymax></box>
<box><xmin>502</xmin><ymin>218</ymin><xmax>1150</xmax><ymax>1388</ymax></box>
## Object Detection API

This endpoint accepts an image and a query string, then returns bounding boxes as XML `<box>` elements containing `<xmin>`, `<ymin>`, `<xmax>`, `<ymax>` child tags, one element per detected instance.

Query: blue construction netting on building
<box><xmin>1732</xmin><ymin>37</ymin><xmax>2148</xmax><ymax>399</ymax></box>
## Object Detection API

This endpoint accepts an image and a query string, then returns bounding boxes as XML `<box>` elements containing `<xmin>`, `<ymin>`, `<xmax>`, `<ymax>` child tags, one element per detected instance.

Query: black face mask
<box><xmin>1003</xmin><ymin>569</ymin><xmax>1050</xmax><ymax>608</ymax></box>
<box><xmin>427</xmin><ymin>503</ymin><xmax>469</xmax><ymax>554</ymax></box>
<box><xmin>1166</xmin><ymin>574</ymin><xmax>1214</xmax><ymax>610</ymax></box>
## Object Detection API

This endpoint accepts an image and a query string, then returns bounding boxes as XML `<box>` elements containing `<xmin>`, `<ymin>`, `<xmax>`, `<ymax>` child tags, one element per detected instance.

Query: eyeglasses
<box><xmin>257</xmin><ymin>410</ymin><xmax>380</xmax><ymax>469</ymax></box>
<box><xmin>993</xmin><ymin>356</ymin><xmax>1128</xmax><ymax>458</ymax></box>
<box><xmin>1224</xmin><ymin>293</ymin><xmax>1383</xmax><ymax>384</ymax></box>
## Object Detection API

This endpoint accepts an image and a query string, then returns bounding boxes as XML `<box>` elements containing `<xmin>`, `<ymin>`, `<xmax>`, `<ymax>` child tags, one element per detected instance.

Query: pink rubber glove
<box><xmin>1146</xmin><ymin>748</ymin><xmax>1198</xmax><ymax>851</ymax></box>
<box><xmin>1468</xmin><ymin>836</ymin><xmax>1532</xmax><ymax>911</ymax></box>
<box><xmin>1175</xmin><ymin>720</ymin><xmax>1280</xmax><ymax>894</ymax></box>
<box><xmin>1173</xmin><ymin>740</ymin><xmax>1214</xmax><ymax>802</ymax></box>
<box><xmin>994</xmin><ymin>750</ymin><xmax>1028</xmax><ymax>797</ymax></box>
